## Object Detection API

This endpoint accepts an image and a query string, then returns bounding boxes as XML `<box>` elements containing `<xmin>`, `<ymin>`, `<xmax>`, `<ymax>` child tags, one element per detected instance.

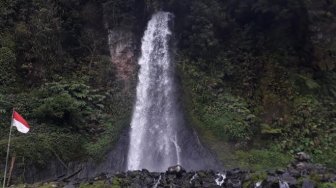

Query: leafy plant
<box><xmin>0</xmin><ymin>47</ymin><xmax>16</xmax><ymax>85</ymax></box>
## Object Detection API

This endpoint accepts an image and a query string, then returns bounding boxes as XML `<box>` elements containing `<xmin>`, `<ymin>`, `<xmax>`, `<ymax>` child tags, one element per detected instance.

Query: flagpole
<box><xmin>2</xmin><ymin>109</ymin><xmax>14</xmax><ymax>188</ymax></box>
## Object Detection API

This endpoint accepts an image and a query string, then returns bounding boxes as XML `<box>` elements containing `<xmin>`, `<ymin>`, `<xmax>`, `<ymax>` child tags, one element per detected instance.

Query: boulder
<box><xmin>281</xmin><ymin>172</ymin><xmax>297</xmax><ymax>186</ymax></box>
<box><xmin>296</xmin><ymin>152</ymin><xmax>311</xmax><ymax>162</ymax></box>
<box><xmin>167</xmin><ymin>165</ymin><xmax>186</xmax><ymax>178</ymax></box>
<box><xmin>226</xmin><ymin>179</ymin><xmax>241</xmax><ymax>188</ymax></box>
<box><xmin>302</xmin><ymin>179</ymin><xmax>315</xmax><ymax>188</ymax></box>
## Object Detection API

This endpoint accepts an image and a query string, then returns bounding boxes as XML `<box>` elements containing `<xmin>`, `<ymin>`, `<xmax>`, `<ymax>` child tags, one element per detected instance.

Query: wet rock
<box><xmin>197</xmin><ymin>170</ymin><xmax>208</xmax><ymax>178</ymax></box>
<box><xmin>114</xmin><ymin>172</ymin><xmax>126</xmax><ymax>179</ymax></box>
<box><xmin>167</xmin><ymin>165</ymin><xmax>186</xmax><ymax>178</ymax></box>
<box><xmin>127</xmin><ymin>170</ymin><xmax>142</xmax><ymax>178</ymax></box>
<box><xmin>279</xmin><ymin>180</ymin><xmax>290</xmax><ymax>188</ymax></box>
<box><xmin>23</xmin><ymin>159</ymin><xmax>336</xmax><ymax>188</ymax></box>
<box><xmin>295</xmin><ymin>162</ymin><xmax>309</xmax><ymax>170</ymax></box>
<box><xmin>296</xmin><ymin>152</ymin><xmax>311</xmax><ymax>162</ymax></box>
<box><xmin>255</xmin><ymin>180</ymin><xmax>263</xmax><ymax>188</ymax></box>
<box><xmin>281</xmin><ymin>172</ymin><xmax>297</xmax><ymax>186</ymax></box>
<box><xmin>302</xmin><ymin>179</ymin><xmax>315</xmax><ymax>188</ymax></box>
<box><xmin>331</xmin><ymin>175</ymin><xmax>336</xmax><ymax>183</ymax></box>
<box><xmin>228</xmin><ymin>168</ymin><xmax>241</xmax><ymax>176</ymax></box>
<box><xmin>276</xmin><ymin>169</ymin><xmax>285</xmax><ymax>175</ymax></box>
<box><xmin>226</xmin><ymin>179</ymin><xmax>241</xmax><ymax>188</ymax></box>
<box><xmin>141</xmin><ymin>169</ymin><xmax>150</xmax><ymax>175</ymax></box>
<box><xmin>87</xmin><ymin>180</ymin><xmax>94</xmax><ymax>185</ymax></box>
<box><xmin>151</xmin><ymin>172</ymin><xmax>161</xmax><ymax>179</ymax></box>
<box><xmin>288</xmin><ymin>167</ymin><xmax>301</xmax><ymax>178</ymax></box>
<box><xmin>49</xmin><ymin>181</ymin><xmax>61</xmax><ymax>188</ymax></box>
<box><xmin>64</xmin><ymin>183</ymin><xmax>75</xmax><ymax>188</ymax></box>
<box><xmin>266</xmin><ymin>175</ymin><xmax>278</xmax><ymax>183</ymax></box>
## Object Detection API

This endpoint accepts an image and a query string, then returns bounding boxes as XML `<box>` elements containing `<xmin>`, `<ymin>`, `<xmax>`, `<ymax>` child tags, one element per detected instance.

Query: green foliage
<box><xmin>278</xmin><ymin>96</ymin><xmax>336</xmax><ymax>155</ymax></box>
<box><xmin>79</xmin><ymin>180</ymin><xmax>116</xmax><ymax>188</ymax></box>
<box><xmin>242</xmin><ymin>171</ymin><xmax>268</xmax><ymax>188</ymax></box>
<box><xmin>314</xmin><ymin>149</ymin><xmax>336</xmax><ymax>169</ymax></box>
<box><xmin>235</xmin><ymin>149</ymin><xmax>292</xmax><ymax>170</ymax></box>
<box><xmin>201</xmin><ymin>93</ymin><xmax>257</xmax><ymax>141</ymax></box>
<box><xmin>0</xmin><ymin>0</ymin><xmax>137</xmax><ymax>176</ymax></box>
<box><xmin>0</xmin><ymin>132</ymin><xmax>83</xmax><ymax>166</ymax></box>
<box><xmin>0</xmin><ymin>33</ymin><xmax>15</xmax><ymax>50</ymax></box>
<box><xmin>0</xmin><ymin>47</ymin><xmax>16</xmax><ymax>85</ymax></box>
<box><xmin>34</xmin><ymin>93</ymin><xmax>82</xmax><ymax>126</ymax></box>
<box><xmin>0</xmin><ymin>93</ymin><xmax>11</xmax><ymax>114</ymax></box>
<box><xmin>0</xmin><ymin>0</ymin><xmax>335</xmax><ymax>175</ymax></box>
<box><xmin>318</xmin><ymin>183</ymin><xmax>336</xmax><ymax>188</ymax></box>
<box><xmin>103</xmin><ymin>0</ymin><xmax>137</xmax><ymax>29</ymax></box>
<box><xmin>84</xmin><ymin>118</ymin><xmax>128</xmax><ymax>159</ymax></box>
<box><xmin>260</xmin><ymin>123</ymin><xmax>282</xmax><ymax>135</ymax></box>
<box><xmin>33</xmin><ymin>82</ymin><xmax>104</xmax><ymax>128</ymax></box>
<box><xmin>319</xmin><ymin>71</ymin><xmax>336</xmax><ymax>98</ymax></box>
<box><xmin>180</xmin><ymin>57</ymin><xmax>257</xmax><ymax>142</ymax></box>
<box><xmin>178</xmin><ymin>0</ymin><xmax>336</xmax><ymax>169</ymax></box>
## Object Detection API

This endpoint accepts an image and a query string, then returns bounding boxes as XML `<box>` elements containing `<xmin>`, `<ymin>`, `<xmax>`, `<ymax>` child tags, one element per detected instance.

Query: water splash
<box><xmin>152</xmin><ymin>175</ymin><xmax>162</xmax><ymax>188</ymax></box>
<box><xmin>279</xmin><ymin>180</ymin><xmax>289</xmax><ymax>188</ymax></box>
<box><xmin>255</xmin><ymin>181</ymin><xmax>262</xmax><ymax>188</ymax></box>
<box><xmin>215</xmin><ymin>172</ymin><xmax>226</xmax><ymax>186</ymax></box>
<box><xmin>189</xmin><ymin>173</ymin><xmax>198</xmax><ymax>184</ymax></box>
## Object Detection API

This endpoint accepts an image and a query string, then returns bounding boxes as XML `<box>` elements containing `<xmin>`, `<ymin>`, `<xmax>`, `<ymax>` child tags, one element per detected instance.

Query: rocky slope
<box><xmin>16</xmin><ymin>153</ymin><xmax>336</xmax><ymax>188</ymax></box>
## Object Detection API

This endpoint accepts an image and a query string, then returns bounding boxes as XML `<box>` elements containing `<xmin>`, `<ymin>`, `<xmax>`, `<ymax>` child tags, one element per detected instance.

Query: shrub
<box><xmin>201</xmin><ymin>93</ymin><xmax>257</xmax><ymax>141</ymax></box>
<box><xmin>0</xmin><ymin>47</ymin><xmax>16</xmax><ymax>86</ymax></box>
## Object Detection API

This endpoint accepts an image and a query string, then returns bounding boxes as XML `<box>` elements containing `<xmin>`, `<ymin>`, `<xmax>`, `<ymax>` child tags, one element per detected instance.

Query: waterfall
<box><xmin>127</xmin><ymin>12</ymin><xmax>181</xmax><ymax>171</ymax></box>
<box><xmin>127</xmin><ymin>11</ymin><xmax>219</xmax><ymax>172</ymax></box>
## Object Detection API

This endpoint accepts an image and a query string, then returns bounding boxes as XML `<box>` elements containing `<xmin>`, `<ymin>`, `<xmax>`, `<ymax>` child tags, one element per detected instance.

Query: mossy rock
<box><xmin>318</xmin><ymin>182</ymin><xmax>336</xmax><ymax>188</ymax></box>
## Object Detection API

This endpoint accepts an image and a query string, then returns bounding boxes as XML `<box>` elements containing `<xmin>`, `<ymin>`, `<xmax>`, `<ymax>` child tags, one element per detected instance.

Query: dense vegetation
<box><xmin>174</xmin><ymin>0</ymin><xmax>336</xmax><ymax>169</ymax></box>
<box><xmin>0</xmin><ymin>0</ymin><xmax>138</xmax><ymax>169</ymax></box>
<box><xmin>0</xmin><ymin>0</ymin><xmax>335</xmax><ymax>182</ymax></box>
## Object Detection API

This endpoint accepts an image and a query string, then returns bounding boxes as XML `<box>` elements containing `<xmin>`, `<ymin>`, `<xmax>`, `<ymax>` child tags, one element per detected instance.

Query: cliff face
<box><xmin>107</xmin><ymin>29</ymin><xmax>136</xmax><ymax>88</ymax></box>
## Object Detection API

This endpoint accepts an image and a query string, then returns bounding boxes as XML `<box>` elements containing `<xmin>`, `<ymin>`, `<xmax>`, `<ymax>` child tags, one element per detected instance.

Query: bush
<box><xmin>200</xmin><ymin>93</ymin><xmax>257</xmax><ymax>142</ymax></box>
<box><xmin>0</xmin><ymin>47</ymin><xmax>16</xmax><ymax>86</ymax></box>
<box><xmin>33</xmin><ymin>81</ymin><xmax>106</xmax><ymax>129</ymax></box>
<box><xmin>34</xmin><ymin>93</ymin><xmax>82</xmax><ymax>126</ymax></box>
<box><xmin>0</xmin><ymin>132</ymin><xmax>83</xmax><ymax>167</ymax></box>
<box><xmin>235</xmin><ymin>149</ymin><xmax>292</xmax><ymax>170</ymax></box>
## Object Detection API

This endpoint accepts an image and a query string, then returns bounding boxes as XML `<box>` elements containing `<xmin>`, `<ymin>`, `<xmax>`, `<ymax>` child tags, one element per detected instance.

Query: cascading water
<box><xmin>127</xmin><ymin>11</ymin><xmax>180</xmax><ymax>171</ymax></box>
<box><xmin>127</xmin><ymin>11</ymin><xmax>219</xmax><ymax>172</ymax></box>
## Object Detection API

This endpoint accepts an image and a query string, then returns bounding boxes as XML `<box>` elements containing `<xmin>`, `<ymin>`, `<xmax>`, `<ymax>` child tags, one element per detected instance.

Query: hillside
<box><xmin>0</xmin><ymin>0</ymin><xmax>335</xmax><ymax>183</ymax></box>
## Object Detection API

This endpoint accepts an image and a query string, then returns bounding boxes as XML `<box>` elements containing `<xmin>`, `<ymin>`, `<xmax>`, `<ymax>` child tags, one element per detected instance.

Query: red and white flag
<box><xmin>12</xmin><ymin>111</ymin><xmax>30</xmax><ymax>133</ymax></box>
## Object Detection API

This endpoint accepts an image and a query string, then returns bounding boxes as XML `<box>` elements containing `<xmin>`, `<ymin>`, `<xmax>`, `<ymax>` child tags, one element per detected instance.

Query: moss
<box><xmin>318</xmin><ymin>183</ymin><xmax>336</xmax><ymax>188</ymax></box>
<box><xmin>243</xmin><ymin>171</ymin><xmax>267</xmax><ymax>188</ymax></box>
<box><xmin>235</xmin><ymin>149</ymin><xmax>292</xmax><ymax>171</ymax></box>
<box><xmin>79</xmin><ymin>181</ymin><xmax>111</xmax><ymax>188</ymax></box>
<box><xmin>313</xmin><ymin>149</ymin><xmax>336</xmax><ymax>169</ymax></box>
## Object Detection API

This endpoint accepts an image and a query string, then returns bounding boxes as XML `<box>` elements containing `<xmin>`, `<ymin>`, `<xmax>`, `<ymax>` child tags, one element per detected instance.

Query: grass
<box><xmin>235</xmin><ymin>149</ymin><xmax>292</xmax><ymax>171</ymax></box>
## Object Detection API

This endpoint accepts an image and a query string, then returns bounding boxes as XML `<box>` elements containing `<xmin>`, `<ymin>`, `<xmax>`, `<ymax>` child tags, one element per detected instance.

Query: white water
<box><xmin>152</xmin><ymin>175</ymin><xmax>162</xmax><ymax>188</ymax></box>
<box><xmin>127</xmin><ymin>12</ymin><xmax>182</xmax><ymax>171</ymax></box>
<box><xmin>279</xmin><ymin>180</ymin><xmax>289</xmax><ymax>188</ymax></box>
<box><xmin>189</xmin><ymin>173</ymin><xmax>198</xmax><ymax>184</ymax></box>
<box><xmin>255</xmin><ymin>181</ymin><xmax>262</xmax><ymax>188</ymax></box>
<box><xmin>215</xmin><ymin>173</ymin><xmax>226</xmax><ymax>186</ymax></box>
